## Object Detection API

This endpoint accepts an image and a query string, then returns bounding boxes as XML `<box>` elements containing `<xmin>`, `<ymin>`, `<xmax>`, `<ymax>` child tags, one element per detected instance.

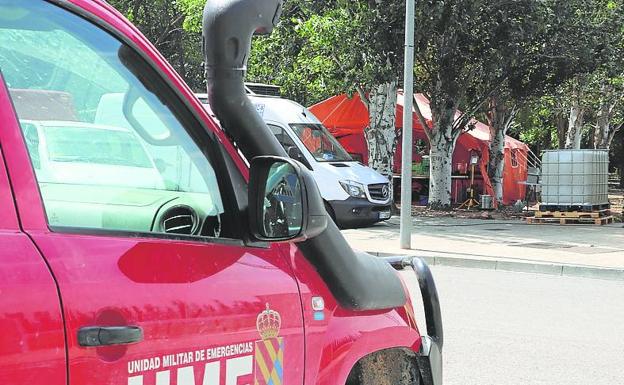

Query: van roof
<box><xmin>247</xmin><ymin>95</ymin><xmax>322</xmax><ymax>126</ymax></box>
<box><xmin>194</xmin><ymin>93</ymin><xmax>323</xmax><ymax>126</ymax></box>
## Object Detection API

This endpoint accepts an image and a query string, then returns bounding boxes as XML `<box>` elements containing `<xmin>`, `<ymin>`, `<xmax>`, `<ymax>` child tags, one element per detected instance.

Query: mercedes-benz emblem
<box><xmin>382</xmin><ymin>185</ymin><xmax>389</xmax><ymax>199</ymax></box>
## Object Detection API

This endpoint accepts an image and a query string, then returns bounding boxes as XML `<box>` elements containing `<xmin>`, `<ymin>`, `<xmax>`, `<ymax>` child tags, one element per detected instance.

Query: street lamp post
<box><xmin>400</xmin><ymin>0</ymin><xmax>415</xmax><ymax>249</ymax></box>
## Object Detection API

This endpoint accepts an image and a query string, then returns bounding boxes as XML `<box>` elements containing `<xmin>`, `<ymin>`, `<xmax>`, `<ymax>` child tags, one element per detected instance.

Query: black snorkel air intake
<box><xmin>203</xmin><ymin>0</ymin><xmax>407</xmax><ymax>311</ymax></box>
<box><xmin>203</xmin><ymin>0</ymin><xmax>286</xmax><ymax>157</ymax></box>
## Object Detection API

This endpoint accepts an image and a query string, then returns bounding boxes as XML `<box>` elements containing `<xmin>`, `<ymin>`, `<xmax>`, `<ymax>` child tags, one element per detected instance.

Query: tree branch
<box><xmin>356</xmin><ymin>85</ymin><xmax>370</xmax><ymax>110</ymax></box>
<box><xmin>607</xmin><ymin>123</ymin><xmax>623</xmax><ymax>149</ymax></box>
<box><xmin>503</xmin><ymin>104</ymin><xmax>518</xmax><ymax>132</ymax></box>
<box><xmin>452</xmin><ymin>96</ymin><xmax>489</xmax><ymax>133</ymax></box>
<box><xmin>156</xmin><ymin>12</ymin><xmax>186</xmax><ymax>45</ymax></box>
<box><xmin>414</xmin><ymin>55</ymin><xmax>433</xmax><ymax>80</ymax></box>
<box><xmin>326</xmin><ymin>53</ymin><xmax>369</xmax><ymax>110</ymax></box>
<box><xmin>452</xmin><ymin>84</ymin><xmax>503</xmax><ymax>134</ymax></box>
<box><xmin>413</xmin><ymin>94</ymin><xmax>432</xmax><ymax>142</ymax></box>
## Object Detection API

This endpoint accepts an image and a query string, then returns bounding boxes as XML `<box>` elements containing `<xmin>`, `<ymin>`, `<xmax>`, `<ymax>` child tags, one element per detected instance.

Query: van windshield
<box><xmin>289</xmin><ymin>124</ymin><xmax>352</xmax><ymax>162</ymax></box>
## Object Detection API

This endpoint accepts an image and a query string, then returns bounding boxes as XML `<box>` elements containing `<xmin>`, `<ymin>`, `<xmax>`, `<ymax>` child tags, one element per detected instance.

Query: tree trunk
<box><xmin>620</xmin><ymin>148</ymin><xmax>624</xmax><ymax>189</ymax></box>
<box><xmin>487</xmin><ymin>96</ymin><xmax>515</xmax><ymax>205</ymax></box>
<box><xmin>429</xmin><ymin>139</ymin><xmax>455</xmax><ymax>209</ymax></box>
<box><xmin>565</xmin><ymin>87</ymin><xmax>584</xmax><ymax>149</ymax></box>
<box><xmin>594</xmin><ymin>101</ymin><xmax>611</xmax><ymax>149</ymax></box>
<box><xmin>594</xmin><ymin>83</ymin><xmax>618</xmax><ymax>150</ymax></box>
<box><xmin>608</xmin><ymin>124</ymin><xmax>622</xmax><ymax>150</ymax></box>
<box><xmin>428</xmin><ymin>100</ymin><xmax>459</xmax><ymax>209</ymax></box>
<box><xmin>364</xmin><ymin>82</ymin><xmax>398</xmax><ymax>180</ymax></box>
<box><xmin>556</xmin><ymin>113</ymin><xmax>568</xmax><ymax>149</ymax></box>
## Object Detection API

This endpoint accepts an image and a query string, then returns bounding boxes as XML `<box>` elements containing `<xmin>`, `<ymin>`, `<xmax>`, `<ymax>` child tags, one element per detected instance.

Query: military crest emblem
<box><xmin>255</xmin><ymin>304</ymin><xmax>284</xmax><ymax>385</ymax></box>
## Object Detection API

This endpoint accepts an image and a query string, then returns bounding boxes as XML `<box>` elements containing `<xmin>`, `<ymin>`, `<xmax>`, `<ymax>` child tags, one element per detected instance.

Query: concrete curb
<box><xmin>369</xmin><ymin>251</ymin><xmax>624</xmax><ymax>281</ymax></box>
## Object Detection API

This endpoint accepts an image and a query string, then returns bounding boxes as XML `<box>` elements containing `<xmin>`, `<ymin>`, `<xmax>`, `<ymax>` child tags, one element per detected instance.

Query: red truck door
<box><xmin>0</xmin><ymin>83</ymin><xmax>66</xmax><ymax>384</ymax></box>
<box><xmin>0</xmin><ymin>2</ymin><xmax>304</xmax><ymax>385</ymax></box>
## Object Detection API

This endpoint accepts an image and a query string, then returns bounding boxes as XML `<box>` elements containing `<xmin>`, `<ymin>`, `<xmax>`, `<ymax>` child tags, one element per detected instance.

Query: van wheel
<box><xmin>324</xmin><ymin>201</ymin><xmax>339</xmax><ymax>227</ymax></box>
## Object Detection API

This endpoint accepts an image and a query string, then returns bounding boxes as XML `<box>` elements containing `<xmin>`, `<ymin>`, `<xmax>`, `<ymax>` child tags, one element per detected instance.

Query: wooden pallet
<box><xmin>539</xmin><ymin>203</ymin><xmax>611</xmax><ymax>212</ymax></box>
<box><xmin>526</xmin><ymin>216</ymin><xmax>614</xmax><ymax>225</ymax></box>
<box><xmin>535</xmin><ymin>209</ymin><xmax>611</xmax><ymax>219</ymax></box>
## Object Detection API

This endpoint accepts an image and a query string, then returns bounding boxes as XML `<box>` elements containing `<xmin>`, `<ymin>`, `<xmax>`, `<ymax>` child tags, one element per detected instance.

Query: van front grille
<box><xmin>368</xmin><ymin>183</ymin><xmax>390</xmax><ymax>201</ymax></box>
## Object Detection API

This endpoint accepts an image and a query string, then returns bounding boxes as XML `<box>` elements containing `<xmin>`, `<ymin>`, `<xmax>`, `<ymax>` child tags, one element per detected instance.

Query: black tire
<box><xmin>345</xmin><ymin>349</ymin><xmax>422</xmax><ymax>385</ymax></box>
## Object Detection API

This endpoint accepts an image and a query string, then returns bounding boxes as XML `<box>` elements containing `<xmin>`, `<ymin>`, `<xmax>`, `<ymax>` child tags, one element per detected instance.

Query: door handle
<box><xmin>78</xmin><ymin>326</ymin><xmax>144</xmax><ymax>347</ymax></box>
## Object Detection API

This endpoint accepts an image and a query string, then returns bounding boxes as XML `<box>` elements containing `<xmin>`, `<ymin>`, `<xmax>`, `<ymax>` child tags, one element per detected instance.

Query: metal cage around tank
<box><xmin>539</xmin><ymin>149</ymin><xmax>609</xmax><ymax>211</ymax></box>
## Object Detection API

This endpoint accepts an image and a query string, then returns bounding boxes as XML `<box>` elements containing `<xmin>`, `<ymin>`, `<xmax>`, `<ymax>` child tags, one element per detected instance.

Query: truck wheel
<box><xmin>346</xmin><ymin>349</ymin><xmax>421</xmax><ymax>385</ymax></box>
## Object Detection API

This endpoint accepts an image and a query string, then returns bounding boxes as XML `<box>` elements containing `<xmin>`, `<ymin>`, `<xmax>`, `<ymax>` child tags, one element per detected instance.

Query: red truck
<box><xmin>0</xmin><ymin>1</ymin><xmax>442</xmax><ymax>385</ymax></box>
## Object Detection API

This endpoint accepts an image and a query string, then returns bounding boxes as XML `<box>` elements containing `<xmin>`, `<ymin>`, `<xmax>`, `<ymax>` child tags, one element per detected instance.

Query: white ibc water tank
<box><xmin>540</xmin><ymin>150</ymin><xmax>609</xmax><ymax>208</ymax></box>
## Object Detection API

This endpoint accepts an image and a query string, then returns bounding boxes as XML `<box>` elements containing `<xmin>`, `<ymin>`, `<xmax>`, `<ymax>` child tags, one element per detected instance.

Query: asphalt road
<box><xmin>409</xmin><ymin>217</ymin><xmax>624</xmax><ymax>253</ymax></box>
<box><xmin>401</xmin><ymin>266</ymin><xmax>624</xmax><ymax>385</ymax></box>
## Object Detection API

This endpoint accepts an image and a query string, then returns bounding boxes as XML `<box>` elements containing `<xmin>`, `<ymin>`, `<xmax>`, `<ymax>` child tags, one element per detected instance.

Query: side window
<box><xmin>268</xmin><ymin>123</ymin><xmax>308</xmax><ymax>164</ymax></box>
<box><xmin>0</xmin><ymin>2</ymin><xmax>227</xmax><ymax>239</ymax></box>
<box><xmin>268</xmin><ymin>124</ymin><xmax>298</xmax><ymax>153</ymax></box>
<box><xmin>511</xmin><ymin>149</ymin><xmax>519</xmax><ymax>168</ymax></box>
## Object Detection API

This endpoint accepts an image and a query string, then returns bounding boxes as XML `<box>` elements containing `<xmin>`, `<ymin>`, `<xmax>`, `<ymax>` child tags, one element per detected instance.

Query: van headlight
<box><xmin>339</xmin><ymin>180</ymin><xmax>366</xmax><ymax>199</ymax></box>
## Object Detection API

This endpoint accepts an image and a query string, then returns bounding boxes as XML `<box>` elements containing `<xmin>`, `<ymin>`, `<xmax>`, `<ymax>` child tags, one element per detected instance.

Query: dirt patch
<box><xmin>406</xmin><ymin>187</ymin><xmax>624</xmax><ymax>223</ymax></box>
<box><xmin>410</xmin><ymin>205</ymin><xmax>529</xmax><ymax>221</ymax></box>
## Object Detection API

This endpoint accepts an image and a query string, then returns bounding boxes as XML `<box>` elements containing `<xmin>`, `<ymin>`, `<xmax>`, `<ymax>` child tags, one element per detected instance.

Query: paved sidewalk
<box><xmin>342</xmin><ymin>216</ymin><xmax>624</xmax><ymax>280</ymax></box>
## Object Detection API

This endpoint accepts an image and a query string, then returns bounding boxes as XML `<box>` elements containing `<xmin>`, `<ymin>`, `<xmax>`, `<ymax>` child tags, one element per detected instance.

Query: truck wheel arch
<box><xmin>345</xmin><ymin>348</ymin><xmax>421</xmax><ymax>385</ymax></box>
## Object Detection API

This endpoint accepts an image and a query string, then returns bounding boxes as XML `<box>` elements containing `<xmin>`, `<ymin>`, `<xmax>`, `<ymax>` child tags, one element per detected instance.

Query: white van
<box><xmin>20</xmin><ymin>120</ymin><xmax>165</xmax><ymax>189</ymax></box>
<box><xmin>197</xmin><ymin>92</ymin><xmax>392</xmax><ymax>228</ymax></box>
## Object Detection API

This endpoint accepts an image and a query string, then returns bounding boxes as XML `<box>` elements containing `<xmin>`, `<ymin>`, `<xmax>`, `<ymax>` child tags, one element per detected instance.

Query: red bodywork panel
<box><xmin>284</xmin><ymin>244</ymin><xmax>421</xmax><ymax>385</ymax></box>
<box><xmin>0</xmin><ymin>81</ymin><xmax>66</xmax><ymax>384</ymax></box>
<box><xmin>0</xmin><ymin>1</ymin><xmax>421</xmax><ymax>384</ymax></box>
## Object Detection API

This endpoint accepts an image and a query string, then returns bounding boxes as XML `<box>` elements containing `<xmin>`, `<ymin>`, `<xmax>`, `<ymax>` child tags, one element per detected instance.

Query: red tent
<box><xmin>309</xmin><ymin>92</ymin><xmax>529</xmax><ymax>205</ymax></box>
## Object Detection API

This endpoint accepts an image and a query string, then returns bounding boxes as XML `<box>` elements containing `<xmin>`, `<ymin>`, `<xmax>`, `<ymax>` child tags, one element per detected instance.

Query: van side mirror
<box><xmin>285</xmin><ymin>145</ymin><xmax>313</xmax><ymax>170</ymax></box>
<box><xmin>287</xmin><ymin>146</ymin><xmax>304</xmax><ymax>162</ymax></box>
<box><xmin>249</xmin><ymin>156</ymin><xmax>327</xmax><ymax>242</ymax></box>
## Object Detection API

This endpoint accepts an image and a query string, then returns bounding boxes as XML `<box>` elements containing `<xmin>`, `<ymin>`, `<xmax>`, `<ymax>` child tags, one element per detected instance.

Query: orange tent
<box><xmin>309</xmin><ymin>92</ymin><xmax>529</xmax><ymax>205</ymax></box>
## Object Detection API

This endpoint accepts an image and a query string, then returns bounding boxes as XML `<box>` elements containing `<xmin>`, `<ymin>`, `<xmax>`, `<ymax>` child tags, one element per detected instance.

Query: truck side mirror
<box><xmin>249</xmin><ymin>156</ymin><xmax>327</xmax><ymax>242</ymax></box>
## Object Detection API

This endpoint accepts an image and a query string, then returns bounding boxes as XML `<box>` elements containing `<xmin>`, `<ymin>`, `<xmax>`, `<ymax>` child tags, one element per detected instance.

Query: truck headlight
<box><xmin>339</xmin><ymin>180</ymin><xmax>366</xmax><ymax>199</ymax></box>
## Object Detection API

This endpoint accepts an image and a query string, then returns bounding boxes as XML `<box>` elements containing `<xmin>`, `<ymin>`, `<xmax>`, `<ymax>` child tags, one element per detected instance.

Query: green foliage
<box><xmin>247</xmin><ymin>0</ymin><xmax>405</xmax><ymax>105</ymax></box>
<box><xmin>513</xmin><ymin>0</ymin><xmax>624</xmax><ymax>151</ymax></box>
<box><xmin>105</xmin><ymin>0</ymin><xmax>624</xmax><ymax>156</ymax></box>
<box><xmin>246</xmin><ymin>2</ymin><xmax>343</xmax><ymax>105</ymax></box>
<box><xmin>412</xmin><ymin>0</ymin><xmax>607</xmax><ymax>123</ymax></box>
<box><xmin>176</xmin><ymin>0</ymin><xmax>204</xmax><ymax>33</ymax></box>
<box><xmin>514</xmin><ymin>96</ymin><xmax>564</xmax><ymax>152</ymax></box>
<box><xmin>107</xmin><ymin>0</ymin><xmax>205</xmax><ymax>90</ymax></box>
